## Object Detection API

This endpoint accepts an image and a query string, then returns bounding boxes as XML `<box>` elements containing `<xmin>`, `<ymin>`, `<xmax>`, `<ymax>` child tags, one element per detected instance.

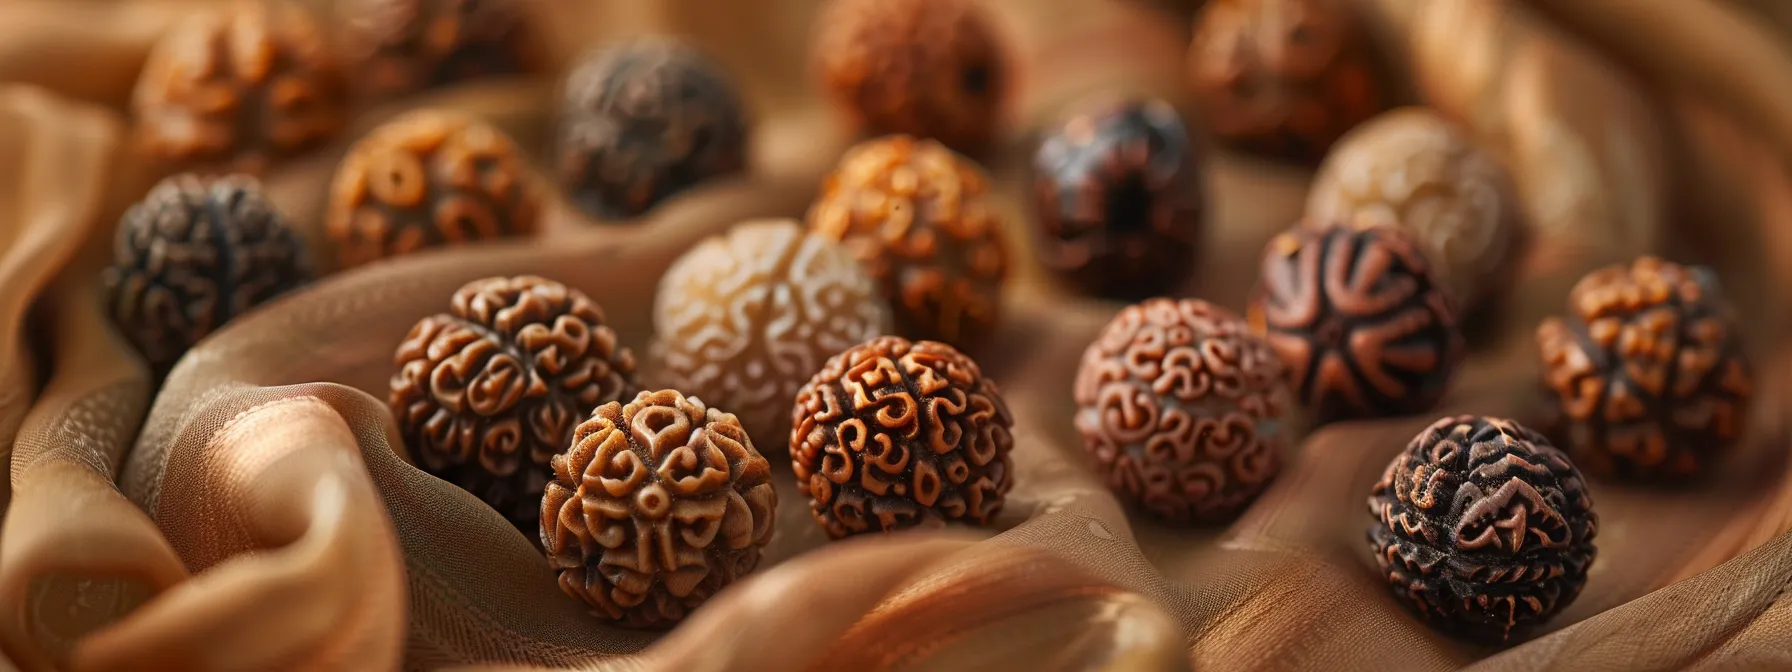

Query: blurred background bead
<box><xmin>326</xmin><ymin>109</ymin><xmax>541</xmax><ymax>269</ymax></box>
<box><xmin>556</xmin><ymin>37</ymin><xmax>748</xmax><ymax>220</ymax></box>
<box><xmin>337</xmin><ymin>0</ymin><xmax>544</xmax><ymax>98</ymax></box>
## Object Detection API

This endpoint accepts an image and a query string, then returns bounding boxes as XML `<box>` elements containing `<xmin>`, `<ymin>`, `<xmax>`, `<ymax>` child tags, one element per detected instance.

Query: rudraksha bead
<box><xmin>790</xmin><ymin>336</ymin><xmax>1014</xmax><ymax>538</ymax></box>
<box><xmin>654</xmin><ymin>219</ymin><xmax>892</xmax><ymax>449</ymax></box>
<box><xmin>1186</xmin><ymin>0</ymin><xmax>1388</xmax><ymax>162</ymax></box>
<box><xmin>133</xmin><ymin>0</ymin><xmax>348</xmax><ymax>174</ymax></box>
<box><xmin>389</xmin><ymin>276</ymin><xmax>639</xmax><ymax>532</ymax></box>
<box><xmin>1033</xmin><ymin>97</ymin><xmax>1203</xmax><ymax>299</ymax></box>
<box><xmin>103</xmin><ymin>174</ymin><xmax>313</xmax><ymax>373</ymax></box>
<box><xmin>1367</xmin><ymin>415</ymin><xmax>1597</xmax><ymax>644</ymax></box>
<box><xmin>337</xmin><ymin>0</ymin><xmax>543</xmax><ymax>98</ymax></box>
<box><xmin>556</xmin><ymin>38</ymin><xmax>748</xmax><ymax>220</ymax></box>
<box><xmin>811</xmin><ymin>0</ymin><xmax>1007</xmax><ymax>155</ymax></box>
<box><xmin>806</xmin><ymin>135</ymin><xmax>1008</xmax><ymax>348</ymax></box>
<box><xmin>326</xmin><ymin>109</ymin><xmax>541</xmax><ymax>269</ymax></box>
<box><xmin>1535</xmin><ymin>257</ymin><xmax>1753</xmax><ymax>481</ymax></box>
<box><xmin>1248</xmin><ymin>222</ymin><xmax>1464</xmax><ymax>424</ymax></box>
<box><xmin>1074</xmin><ymin>298</ymin><xmax>1290</xmax><ymax>523</ymax></box>
<box><xmin>541</xmin><ymin>390</ymin><xmax>776</xmax><ymax>628</ymax></box>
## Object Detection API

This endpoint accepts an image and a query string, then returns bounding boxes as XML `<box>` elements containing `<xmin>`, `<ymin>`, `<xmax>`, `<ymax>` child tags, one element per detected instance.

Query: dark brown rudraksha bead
<box><xmin>1535</xmin><ymin>257</ymin><xmax>1753</xmax><ymax>481</ymax></box>
<box><xmin>389</xmin><ymin>276</ymin><xmax>639</xmax><ymax>533</ymax></box>
<box><xmin>811</xmin><ymin>0</ymin><xmax>1007</xmax><ymax>155</ymax></box>
<box><xmin>103</xmin><ymin>174</ymin><xmax>313</xmax><ymax>374</ymax></box>
<box><xmin>806</xmin><ymin>135</ymin><xmax>1008</xmax><ymax>348</ymax></box>
<box><xmin>1033</xmin><ymin>97</ymin><xmax>1203</xmax><ymax>299</ymax></box>
<box><xmin>1074</xmin><ymin>298</ymin><xmax>1290</xmax><ymax>523</ymax></box>
<box><xmin>790</xmin><ymin>335</ymin><xmax>1014</xmax><ymax>538</ymax></box>
<box><xmin>133</xmin><ymin>0</ymin><xmax>348</xmax><ymax>174</ymax></box>
<box><xmin>556</xmin><ymin>38</ymin><xmax>748</xmax><ymax>220</ymax></box>
<box><xmin>542</xmin><ymin>389</ymin><xmax>776</xmax><ymax>628</ymax></box>
<box><xmin>1367</xmin><ymin>415</ymin><xmax>1597</xmax><ymax>645</ymax></box>
<box><xmin>326</xmin><ymin>109</ymin><xmax>541</xmax><ymax>269</ymax></box>
<box><xmin>337</xmin><ymin>0</ymin><xmax>543</xmax><ymax>98</ymax></box>
<box><xmin>1186</xmin><ymin>0</ymin><xmax>1389</xmax><ymax>162</ymax></box>
<box><xmin>1248</xmin><ymin>222</ymin><xmax>1464</xmax><ymax>424</ymax></box>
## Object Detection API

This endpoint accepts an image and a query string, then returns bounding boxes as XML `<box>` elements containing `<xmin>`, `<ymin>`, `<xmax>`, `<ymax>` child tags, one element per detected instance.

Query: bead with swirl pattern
<box><xmin>790</xmin><ymin>336</ymin><xmax>1014</xmax><ymax>538</ymax></box>
<box><xmin>1367</xmin><ymin>415</ymin><xmax>1597</xmax><ymax>644</ymax></box>
<box><xmin>542</xmin><ymin>390</ymin><xmax>776</xmax><ymax>628</ymax></box>
<box><xmin>389</xmin><ymin>276</ymin><xmax>639</xmax><ymax>533</ymax></box>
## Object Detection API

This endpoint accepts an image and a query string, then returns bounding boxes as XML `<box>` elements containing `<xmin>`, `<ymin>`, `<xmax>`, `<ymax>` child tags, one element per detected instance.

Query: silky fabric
<box><xmin>1</xmin><ymin>0</ymin><xmax>1791</xmax><ymax>670</ymax></box>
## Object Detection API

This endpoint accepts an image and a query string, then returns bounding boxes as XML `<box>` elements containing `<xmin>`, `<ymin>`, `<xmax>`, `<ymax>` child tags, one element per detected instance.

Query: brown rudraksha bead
<box><xmin>1186</xmin><ymin>0</ymin><xmax>1389</xmax><ymax>162</ymax></box>
<box><xmin>1535</xmin><ymin>257</ymin><xmax>1754</xmax><ymax>481</ymax></box>
<box><xmin>556</xmin><ymin>38</ymin><xmax>748</xmax><ymax>220</ymax></box>
<box><xmin>1033</xmin><ymin>97</ymin><xmax>1203</xmax><ymax>299</ymax></box>
<box><xmin>790</xmin><ymin>335</ymin><xmax>1014</xmax><ymax>538</ymax></box>
<box><xmin>1367</xmin><ymin>415</ymin><xmax>1597</xmax><ymax>644</ymax></box>
<box><xmin>326</xmin><ymin>109</ymin><xmax>541</xmax><ymax>269</ymax></box>
<box><xmin>1248</xmin><ymin>222</ymin><xmax>1464</xmax><ymax>424</ymax></box>
<box><xmin>541</xmin><ymin>389</ymin><xmax>777</xmax><ymax>628</ymax></box>
<box><xmin>811</xmin><ymin>0</ymin><xmax>1007</xmax><ymax>155</ymax></box>
<box><xmin>653</xmin><ymin>219</ymin><xmax>892</xmax><ymax>449</ymax></box>
<box><xmin>1074</xmin><ymin>298</ymin><xmax>1290</xmax><ymax>524</ymax></box>
<box><xmin>133</xmin><ymin>0</ymin><xmax>348</xmax><ymax>174</ymax></box>
<box><xmin>337</xmin><ymin>0</ymin><xmax>543</xmax><ymax>98</ymax></box>
<box><xmin>389</xmin><ymin>276</ymin><xmax>639</xmax><ymax>533</ymax></box>
<box><xmin>806</xmin><ymin>135</ymin><xmax>1008</xmax><ymax>348</ymax></box>
<box><xmin>103</xmin><ymin>174</ymin><xmax>313</xmax><ymax>374</ymax></box>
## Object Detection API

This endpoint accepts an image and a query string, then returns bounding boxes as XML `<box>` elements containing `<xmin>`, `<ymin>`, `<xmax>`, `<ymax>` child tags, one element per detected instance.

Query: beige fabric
<box><xmin>1</xmin><ymin>0</ymin><xmax>1791</xmax><ymax>670</ymax></box>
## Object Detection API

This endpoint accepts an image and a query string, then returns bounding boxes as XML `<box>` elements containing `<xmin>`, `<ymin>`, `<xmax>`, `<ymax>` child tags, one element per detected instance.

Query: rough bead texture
<box><xmin>327</xmin><ymin>109</ymin><xmax>541</xmax><ymax>269</ymax></box>
<box><xmin>1307</xmin><ymin>108</ymin><xmax>1524</xmax><ymax>311</ymax></box>
<box><xmin>1033</xmin><ymin>98</ymin><xmax>1203</xmax><ymax>299</ymax></box>
<box><xmin>1186</xmin><ymin>0</ymin><xmax>1387</xmax><ymax>162</ymax></box>
<box><xmin>557</xmin><ymin>38</ymin><xmax>748</xmax><ymax>220</ymax></box>
<box><xmin>790</xmin><ymin>336</ymin><xmax>1014</xmax><ymax>538</ymax></box>
<box><xmin>654</xmin><ymin>219</ymin><xmax>892</xmax><ymax>450</ymax></box>
<box><xmin>1367</xmin><ymin>416</ymin><xmax>1597</xmax><ymax>645</ymax></box>
<box><xmin>1074</xmin><ymin>299</ymin><xmax>1290</xmax><ymax>524</ymax></box>
<box><xmin>542</xmin><ymin>390</ymin><xmax>776</xmax><ymax>628</ymax></box>
<box><xmin>807</xmin><ymin>135</ymin><xmax>1008</xmax><ymax>347</ymax></box>
<box><xmin>389</xmin><ymin>276</ymin><xmax>639</xmax><ymax>532</ymax></box>
<box><xmin>811</xmin><ymin>0</ymin><xmax>1006</xmax><ymax>155</ymax></box>
<box><xmin>337</xmin><ymin>0</ymin><xmax>542</xmax><ymax>98</ymax></box>
<box><xmin>103</xmin><ymin>174</ymin><xmax>313</xmax><ymax>373</ymax></box>
<box><xmin>1535</xmin><ymin>257</ymin><xmax>1753</xmax><ymax>481</ymax></box>
<box><xmin>133</xmin><ymin>0</ymin><xmax>347</xmax><ymax>174</ymax></box>
<box><xmin>1249</xmin><ymin>223</ymin><xmax>1464</xmax><ymax>424</ymax></box>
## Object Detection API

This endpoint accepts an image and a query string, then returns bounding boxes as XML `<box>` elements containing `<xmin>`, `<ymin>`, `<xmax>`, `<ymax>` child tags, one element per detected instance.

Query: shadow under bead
<box><xmin>555</xmin><ymin>38</ymin><xmax>748</xmax><ymax>220</ymax></box>
<box><xmin>790</xmin><ymin>335</ymin><xmax>1014</xmax><ymax>538</ymax></box>
<box><xmin>542</xmin><ymin>390</ymin><xmax>777</xmax><ymax>629</ymax></box>
<box><xmin>1535</xmin><ymin>257</ymin><xmax>1754</xmax><ymax>482</ymax></box>
<box><xmin>389</xmin><ymin>275</ymin><xmax>639</xmax><ymax>534</ymax></box>
<box><xmin>103</xmin><ymin>174</ymin><xmax>313</xmax><ymax>374</ymax></box>
<box><xmin>336</xmin><ymin>0</ymin><xmax>544</xmax><ymax>98</ymax></box>
<box><xmin>327</xmin><ymin>109</ymin><xmax>541</xmax><ymax>269</ymax></box>
<box><xmin>132</xmin><ymin>0</ymin><xmax>348</xmax><ymax>174</ymax></box>
<box><xmin>1074</xmin><ymin>298</ymin><xmax>1290</xmax><ymax>524</ymax></box>
<box><xmin>1366</xmin><ymin>415</ymin><xmax>1597</xmax><ymax>645</ymax></box>
<box><xmin>1248</xmin><ymin>222</ymin><xmax>1464</xmax><ymax>425</ymax></box>
<box><xmin>1033</xmin><ymin>98</ymin><xmax>1203</xmax><ymax>299</ymax></box>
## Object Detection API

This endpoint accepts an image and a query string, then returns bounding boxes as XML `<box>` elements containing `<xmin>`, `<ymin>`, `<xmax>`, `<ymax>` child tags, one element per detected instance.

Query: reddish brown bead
<box><xmin>389</xmin><ymin>276</ymin><xmax>639</xmax><ymax>533</ymax></box>
<box><xmin>326</xmin><ymin>109</ymin><xmax>541</xmax><ymax>269</ymax></box>
<box><xmin>1186</xmin><ymin>0</ymin><xmax>1388</xmax><ymax>162</ymax></box>
<box><xmin>1248</xmin><ymin>222</ymin><xmax>1464</xmax><ymax>424</ymax></box>
<box><xmin>542</xmin><ymin>390</ymin><xmax>776</xmax><ymax>628</ymax></box>
<box><xmin>133</xmin><ymin>0</ymin><xmax>348</xmax><ymax>174</ymax></box>
<box><xmin>1368</xmin><ymin>415</ymin><xmax>1597</xmax><ymax>644</ymax></box>
<box><xmin>806</xmin><ymin>135</ymin><xmax>1008</xmax><ymax>348</ymax></box>
<box><xmin>1535</xmin><ymin>257</ymin><xmax>1753</xmax><ymax>481</ymax></box>
<box><xmin>337</xmin><ymin>0</ymin><xmax>544</xmax><ymax>98</ymax></box>
<box><xmin>790</xmin><ymin>336</ymin><xmax>1014</xmax><ymax>538</ymax></box>
<box><xmin>811</xmin><ymin>0</ymin><xmax>1006</xmax><ymax>155</ymax></box>
<box><xmin>1074</xmin><ymin>299</ymin><xmax>1290</xmax><ymax>524</ymax></box>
